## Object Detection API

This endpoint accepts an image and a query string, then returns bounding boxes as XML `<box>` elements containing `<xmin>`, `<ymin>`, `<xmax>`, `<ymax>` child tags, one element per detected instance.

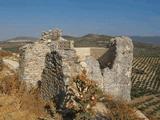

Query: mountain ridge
<box><xmin>3</xmin><ymin>34</ymin><xmax>160</xmax><ymax>45</ymax></box>
<box><xmin>5</xmin><ymin>36</ymin><xmax>38</xmax><ymax>42</ymax></box>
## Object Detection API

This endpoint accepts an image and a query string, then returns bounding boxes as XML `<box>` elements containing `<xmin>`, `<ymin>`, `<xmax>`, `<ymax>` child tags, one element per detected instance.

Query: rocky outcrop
<box><xmin>19</xmin><ymin>29</ymin><xmax>133</xmax><ymax>102</ymax></box>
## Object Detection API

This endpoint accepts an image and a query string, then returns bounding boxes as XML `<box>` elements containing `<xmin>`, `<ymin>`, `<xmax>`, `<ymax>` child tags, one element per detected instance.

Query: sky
<box><xmin>0</xmin><ymin>0</ymin><xmax>160</xmax><ymax>40</ymax></box>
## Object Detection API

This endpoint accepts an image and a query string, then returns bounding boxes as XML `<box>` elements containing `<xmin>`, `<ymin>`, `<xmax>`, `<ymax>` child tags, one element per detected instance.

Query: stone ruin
<box><xmin>19</xmin><ymin>28</ymin><xmax>133</xmax><ymax>102</ymax></box>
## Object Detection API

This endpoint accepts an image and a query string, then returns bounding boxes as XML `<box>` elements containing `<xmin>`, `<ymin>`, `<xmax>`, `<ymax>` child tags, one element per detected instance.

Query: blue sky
<box><xmin>0</xmin><ymin>0</ymin><xmax>160</xmax><ymax>40</ymax></box>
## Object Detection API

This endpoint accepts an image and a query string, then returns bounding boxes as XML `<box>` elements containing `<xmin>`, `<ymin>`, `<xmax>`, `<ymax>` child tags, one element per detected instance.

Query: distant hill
<box><xmin>64</xmin><ymin>34</ymin><xmax>112</xmax><ymax>40</ymax></box>
<box><xmin>131</xmin><ymin>36</ymin><xmax>160</xmax><ymax>45</ymax></box>
<box><xmin>1</xmin><ymin>35</ymin><xmax>160</xmax><ymax>56</ymax></box>
<box><xmin>3</xmin><ymin>35</ymin><xmax>160</xmax><ymax>45</ymax></box>
<box><xmin>0</xmin><ymin>37</ymin><xmax>38</xmax><ymax>53</ymax></box>
<box><xmin>6</xmin><ymin>36</ymin><xmax>38</xmax><ymax>42</ymax></box>
<box><xmin>63</xmin><ymin>34</ymin><xmax>112</xmax><ymax>47</ymax></box>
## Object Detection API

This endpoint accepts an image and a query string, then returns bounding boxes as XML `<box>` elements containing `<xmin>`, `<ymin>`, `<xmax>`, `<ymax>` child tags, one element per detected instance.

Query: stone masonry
<box><xmin>19</xmin><ymin>28</ymin><xmax>133</xmax><ymax>101</ymax></box>
<box><xmin>19</xmin><ymin>42</ymin><xmax>51</xmax><ymax>89</ymax></box>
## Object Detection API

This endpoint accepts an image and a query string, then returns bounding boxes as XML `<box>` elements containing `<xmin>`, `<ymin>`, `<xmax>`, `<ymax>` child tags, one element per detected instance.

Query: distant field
<box><xmin>132</xmin><ymin>57</ymin><xmax>160</xmax><ymax>93</ymax></box>
<box><xmin>131</xmin><ymin>57</ymin><xmax>160</xmax><ymax>119</ymax></box>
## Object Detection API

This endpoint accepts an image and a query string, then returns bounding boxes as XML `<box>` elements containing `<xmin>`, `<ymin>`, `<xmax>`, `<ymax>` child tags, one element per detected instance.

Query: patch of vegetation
<box><xmin>3</xmin><ymin>47</ymin><xmax>20</xmax><ymax>53</ymax></box>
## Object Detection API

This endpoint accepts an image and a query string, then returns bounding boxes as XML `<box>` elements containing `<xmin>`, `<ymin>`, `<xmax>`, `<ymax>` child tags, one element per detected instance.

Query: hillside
<box><xmin>6</xmin><ymin>36</ymin><xmax>38</xmax><ymax>42</ymax></box>
<box><xmin>63</xmin><ymin>34</ymin><xmax>112</xmax><ymax>47</ymax></box>
<box><xmin>3</xmin><ymin>35</ymin><xmax>160</xmax><ymax>45</ymax></box>
<box><xmin>131</xmin><ymin>36</ymin><xmax>160</xmax><ymax>45</ymax></box>
<box><xmin>0</xmin><ymin>37</ymin><xmax>38</xmax><ymax>53</ymax></box>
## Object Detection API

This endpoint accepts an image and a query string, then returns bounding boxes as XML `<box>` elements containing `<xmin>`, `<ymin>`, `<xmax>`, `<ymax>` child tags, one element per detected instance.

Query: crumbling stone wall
<box><xmin>19</xmin><ymin>42</ymin><xmax>51</xmax><ymax>89</ymax></box>
<box><xmin>40</xmin><ymin>51</ymin><xmax>65</xmax><ymax>107</ymax></box>
<box><xmin>19</xmin><ymin>29</ymin><xmax>133</xmax><ymax>102</ymax></box>
<box><xmin>19</xmin><ymin>29</ymin><xmax>78</xmax><ymax>104</ymax></box>
<box><xmin>101</xmin><ymin>37</ymin><xmax>133</xmax><ymax>100</ymax></box>
<box><xmin>77</xmin><ymin>37</ymin><xmax>133</xmax><ymax>101</ymax></box>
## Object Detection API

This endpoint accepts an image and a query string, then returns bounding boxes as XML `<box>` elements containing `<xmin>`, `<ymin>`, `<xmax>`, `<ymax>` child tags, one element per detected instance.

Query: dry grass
<box><xmin>0</xmin><ymin>66</ymin><xmax>52</xmax><ymax>120</ymax></box>
<box><xmin>0</xmin><ymin>50</ymin><xmax>13</xmax><ymax>58</ymax></box>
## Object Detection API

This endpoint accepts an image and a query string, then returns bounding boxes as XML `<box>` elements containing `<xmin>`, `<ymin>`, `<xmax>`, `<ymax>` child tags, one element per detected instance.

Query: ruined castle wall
<box><xmin>40</xmin><ymin>49</ymin><xmax>79</xmax><ymax>102</ymax></box>
<box><xmin>19</xmin><ymin>34</ymin><xmax>78</xmax><ymax>102</ymax></box>
<box><xmin>80</xmin><ymin>37</ymin><xmax>133</xmax><ymax>101</ymax></box>
<box><xmin>40</xmin><ymin>51</ymin><xmax>65</xmax><ymax>105</ymax></box>
<box><xmin>19</xmin><ymin>42</ymin><xmax>51</xmax><ymax>89</ymax></box>
<box><xmin>19</xmin><ymin>29</ymin><xmax>133</xmax><ymax>102</ymax></box>
<box><xmin>102</xmin><ymin>37</ymin><xmax>133</xmax><ymax>101</ymax></box>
